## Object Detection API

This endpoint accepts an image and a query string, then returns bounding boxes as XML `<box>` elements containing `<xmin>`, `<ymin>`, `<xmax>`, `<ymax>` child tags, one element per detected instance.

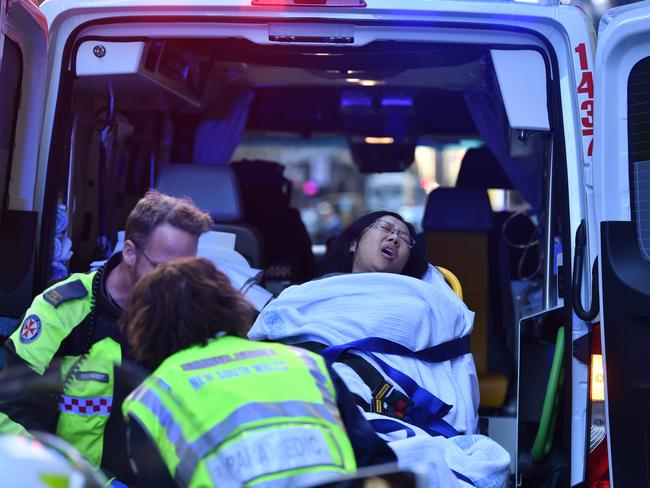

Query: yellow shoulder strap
<box><xmin>435</xmin><ymin>266</ymin><xmax>463</xmax><ymax>300</ymax></box>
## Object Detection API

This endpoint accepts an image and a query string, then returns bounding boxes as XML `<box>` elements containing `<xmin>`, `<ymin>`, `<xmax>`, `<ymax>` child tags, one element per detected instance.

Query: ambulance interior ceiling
<box><xmin>71</xmin><ymin>38</ymin><xmax>486</xmax><ymax>138</ymax></box>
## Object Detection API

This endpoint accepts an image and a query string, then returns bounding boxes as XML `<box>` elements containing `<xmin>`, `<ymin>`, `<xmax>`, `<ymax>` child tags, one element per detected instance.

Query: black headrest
<box><xmin>456</xmin><ymin>146</ymin><xmax>513</xmax><ymax>190</ymax></box>
<box><xmin>230</xmin><ymin>159</ymin><xmax>292</xmax><ymax>208</ymax></box>
<box><xmin>422</xmin><ymin>187</ymin><xmax>493</xmax><ymax>232</ymax></box>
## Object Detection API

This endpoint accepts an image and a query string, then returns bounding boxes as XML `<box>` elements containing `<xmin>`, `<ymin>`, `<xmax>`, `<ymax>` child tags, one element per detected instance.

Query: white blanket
<box><xmin>249</xmin><ymin>270</ymin><xmax>479</xmax><ymax>432</ymax></box>
<box><xmin>197</xmin><ymin>232</ymin><xmax>272</xmax><ymax>311</ymax></box>
<box><xmin>248</xmin><ymin>270</ymin><xmax>510</xmax><ymax>487</ymax></box>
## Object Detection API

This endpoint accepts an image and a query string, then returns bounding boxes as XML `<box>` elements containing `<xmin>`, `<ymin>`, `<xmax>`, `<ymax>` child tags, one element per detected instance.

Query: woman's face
<box><xmin>351</xmin><ymin>215</ymin><xmax>412</xmax><ymax>274</ymax></box>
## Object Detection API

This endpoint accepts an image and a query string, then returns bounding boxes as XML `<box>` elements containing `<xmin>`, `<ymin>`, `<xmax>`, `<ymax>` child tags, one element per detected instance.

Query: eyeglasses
<box><xmin>372</xmin><ymin>219</ymin><xmax>416</xmax><ymax>248</ymax></box>
<box><xmin>134</xmin><ymin>242</ymin><xmax>162</xmax><ymax>268</ymax></box>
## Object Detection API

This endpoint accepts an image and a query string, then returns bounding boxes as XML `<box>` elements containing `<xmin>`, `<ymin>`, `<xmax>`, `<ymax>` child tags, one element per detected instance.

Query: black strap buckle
<box><xmin>293</xmin><ymin>341</ymin><xmax>415</xmax><ymax>421</ymax></box>
<box><xmin>383</xmin><ymin>389</ymin><xmax>413</xmax><ymax>419</ymax></box>
<box><xmin>370</xmin><ymin>382</ymin><xmax>414</xmax><ymax>419</ymax></box>
<box><xmin>370</xmin><ymin>382</ymin><xmax>393</xmax><ymax>414</ymax></box>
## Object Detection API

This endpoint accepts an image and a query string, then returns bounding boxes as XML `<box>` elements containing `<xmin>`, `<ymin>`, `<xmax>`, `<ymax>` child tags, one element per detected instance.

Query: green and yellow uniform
<box><xmin>0</xmin><ymin>254</ymin><xmax>135</xmax><ymax>482</ymax></box>
<box><xmin>123</xmin><ymin>335</ymin><xmax>357</xmax><ymax>487</ymax></box>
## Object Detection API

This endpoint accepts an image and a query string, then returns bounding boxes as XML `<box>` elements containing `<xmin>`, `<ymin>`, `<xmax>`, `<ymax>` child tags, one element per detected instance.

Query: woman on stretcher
<box><xmin>248</xmin><ymin>211</ymin><xmax>510</xmax><ymax>487</ymax></box>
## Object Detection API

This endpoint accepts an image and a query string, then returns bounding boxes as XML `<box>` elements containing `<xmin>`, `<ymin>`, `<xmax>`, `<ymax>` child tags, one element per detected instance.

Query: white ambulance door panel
<box><xmin>593</xmin><ymin>2</ymin><xmax>650</xmax><ymax>487</ymax></box>
<box><xmin>0</xmin><ymin>0</ymin><xmax>47</xmax><ymax>320</ymax></box>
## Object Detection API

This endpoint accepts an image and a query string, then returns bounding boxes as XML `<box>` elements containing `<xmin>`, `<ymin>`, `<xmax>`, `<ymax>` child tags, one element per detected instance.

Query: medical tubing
<box><xmin>502</xmin><ymin>210</ymin><xmax>540</xmax><ymax>249</ymax></box>
<box><xmin>531</xmin><ymin>326</ymin><xmax>564</xmax><ymax>463</ymax></box>
<box><xmin>572</xmin><ymin>221</ymin><xmax>599</xmax><ymax>322</ymax></box>
<box><xmin>501</xmin><ymin>210</ymin><xmax>543</xmax><ymax>280</ymax></box>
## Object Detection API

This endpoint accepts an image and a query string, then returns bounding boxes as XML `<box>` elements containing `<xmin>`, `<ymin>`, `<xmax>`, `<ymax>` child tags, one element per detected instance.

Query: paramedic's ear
<box><xmin>122</xmin><ymin>239</ymin><xmax>138</xmax><ymax>267</ymax></box>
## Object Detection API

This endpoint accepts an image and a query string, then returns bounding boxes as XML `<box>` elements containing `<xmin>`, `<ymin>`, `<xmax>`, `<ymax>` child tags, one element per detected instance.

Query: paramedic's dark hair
<box><xmin>125</xmin><ymin>190</ymin><xmax>214</xmax><ymax>248</ymax></box>
<box><xmin>120</xmin><ymin>257</ymin><xmax>255</xmax><ymax>369</ymax></box>
<box><xmin>322</xmin><ymin>210</ymin><xmax>428</xmax><ymax>278</ymax></box>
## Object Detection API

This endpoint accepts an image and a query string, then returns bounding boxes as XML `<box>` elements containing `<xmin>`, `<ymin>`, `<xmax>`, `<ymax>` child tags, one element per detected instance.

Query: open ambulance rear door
<box><xmin>0</xmin><ymin>0</ymin><xmax>47</xmax><ymax>325</ymax></box>
<box><xmin>593</xmin><ymin>2</ymin><xmax>650</xmax><ymax>486</ymax></box>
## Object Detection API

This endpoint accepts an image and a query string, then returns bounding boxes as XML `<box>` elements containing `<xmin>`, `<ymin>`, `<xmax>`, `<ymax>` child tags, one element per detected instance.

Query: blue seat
<box><xmin>422</xmin><ymin>159</ymin><xmax>509</xmax><ymax>409</ymax></box>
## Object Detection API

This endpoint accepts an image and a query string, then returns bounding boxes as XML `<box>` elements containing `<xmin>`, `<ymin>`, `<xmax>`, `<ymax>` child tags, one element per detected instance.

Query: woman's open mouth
<box><xmin>381</xmin><ymin>246</ymin><xmax>396</xmax><ymax>259</ymax></box>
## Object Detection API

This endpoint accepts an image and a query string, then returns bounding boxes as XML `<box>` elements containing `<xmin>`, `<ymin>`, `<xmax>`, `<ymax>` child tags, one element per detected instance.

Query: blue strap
<box><xmin>368</xmin><ymin>424</ymin><xmax>475</xmax><ymax>487</ymax></box>
<box><xmin>322</xmin><ymin>336</ymin><xmax>471</xmax><ymax>363</ymax></box>
<box><xmin>321</xmin><ymin>336</ymin><xmax>470</xmax><ymax>438</ymax></box>
<box><xmin>368</xmin><ymin>353</ymin><xmax>458</xmax><ymax>438</ymax></box>
<box><xmin>452</xmin><ymin>470</ymin><xmax>476</xmax><ymax>486</ymax></box>
<box><xmin>371</xmin><ymin>418</ymin><xmax>476</xmax><ymax>487</ymax></box>
<box><xmin>368</xmin><ymin>418</ymin><xmax>416</xmax><ymax>438</ymax></box>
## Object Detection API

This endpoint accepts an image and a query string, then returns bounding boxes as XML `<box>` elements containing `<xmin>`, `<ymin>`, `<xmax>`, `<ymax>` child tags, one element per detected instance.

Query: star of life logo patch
<box><xmin>19</xmin><ymin>315</ymin><xmax>42</xmax><ymax>344</ymax></box>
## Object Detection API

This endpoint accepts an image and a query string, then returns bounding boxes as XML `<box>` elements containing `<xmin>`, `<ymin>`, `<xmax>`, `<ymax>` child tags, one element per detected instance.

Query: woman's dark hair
<box><xmin>120</xmin><ymin>256</ymin><xmax>255</xmax><ymax>369</ymax></box>
<box><xmin>321</xmin><ymin>210</ymin><xmax>428</xmax><ymax>278</ymax></box>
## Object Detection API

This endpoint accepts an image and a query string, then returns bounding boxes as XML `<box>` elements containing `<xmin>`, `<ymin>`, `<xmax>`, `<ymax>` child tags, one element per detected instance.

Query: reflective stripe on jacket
<box><xmin>123</xmin><ymin>336</ymin><xmax>357</xmax><ymax>487</ymax></box>
<box><xmin>55</xmin><ymin>337</ymin><xmax>122</xmax><ymax>465</ymax></box>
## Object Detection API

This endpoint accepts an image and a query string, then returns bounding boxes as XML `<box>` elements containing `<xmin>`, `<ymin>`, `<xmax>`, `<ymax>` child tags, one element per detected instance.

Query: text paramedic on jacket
<box><xmin>0</xmin><ymin>190</ymin><xmax>215</xmax><ymax>483</ymax></box>
<box><xmin>121</xmin><ymin>256</ymin><xmax>396</xmax><ymax>488</ymax></box>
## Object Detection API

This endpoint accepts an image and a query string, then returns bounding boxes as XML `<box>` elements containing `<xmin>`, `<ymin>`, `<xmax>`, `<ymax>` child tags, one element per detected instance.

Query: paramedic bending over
<box><xmin>121</xmin><ymin>257</ymin><xmax>395</xmax><ymax>488</ymax></box>
<box><xmin>322</xmin><ymin>210</ymin><xmax>429</xmax><ymax>278</ymax></box>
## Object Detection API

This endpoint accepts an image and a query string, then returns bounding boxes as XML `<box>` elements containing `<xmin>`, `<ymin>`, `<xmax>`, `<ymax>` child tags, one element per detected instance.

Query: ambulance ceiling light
<box><xmin>301</xmin><ymin>52</ymin><xmax>343</xmax><ymax>56</ymax></box>
<box><xmin>343</xmin><ymin>78</ymin><xmax>385</xmax><ymax>87</ymax></box>
<box><xmin>365</xmin><ymin>137</ymin><xmax>395</xmax><ymax>144</ymax></box>
<box><xmin>381</xmin><ymin>95</ymin><xmax>413</xmax><ymax>107</ymax></box>
<box><xmin>340</xmin><ymin>91</ymin><xmax>373</xmax><ymax>108</ymax></box>
<box><xmin>358</xmin><ymin>80</ymin><xmax>384</xmax><ymax>87</ymax></box>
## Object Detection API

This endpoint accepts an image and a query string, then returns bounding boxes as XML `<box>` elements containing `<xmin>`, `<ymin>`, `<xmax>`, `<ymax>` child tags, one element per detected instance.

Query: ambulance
<box><xmin>1</xmin><ymin>0</ymin><xmax>648</xmax><ymax>484</ymax></box>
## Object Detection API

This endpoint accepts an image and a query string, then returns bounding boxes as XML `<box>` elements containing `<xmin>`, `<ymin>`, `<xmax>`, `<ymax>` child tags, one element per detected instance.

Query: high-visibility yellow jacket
<box><xmin>123</xmin><ymin>335</ymin><xmax>357</xmax><ymax>487</ymax></box>
<box><xmin>0</xmin><ymin>254</ymin><xmax>132</xmax><ymax>480</ymax></box>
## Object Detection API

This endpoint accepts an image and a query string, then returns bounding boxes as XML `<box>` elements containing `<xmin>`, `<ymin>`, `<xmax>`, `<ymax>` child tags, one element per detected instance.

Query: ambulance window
<box><xmin>628</xmin><ymin>57</ymin><xmax>650</xmax><ymax>261</ymax></box>
<box><xmin>232</xmin><ymin>134</ymin><xmax>432</xmax><ymax>243</ymax></box>
<box><xmin>0</xmin><ymin>38</ymin><xmax>22</xmax><ymax>217</ymax></box>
